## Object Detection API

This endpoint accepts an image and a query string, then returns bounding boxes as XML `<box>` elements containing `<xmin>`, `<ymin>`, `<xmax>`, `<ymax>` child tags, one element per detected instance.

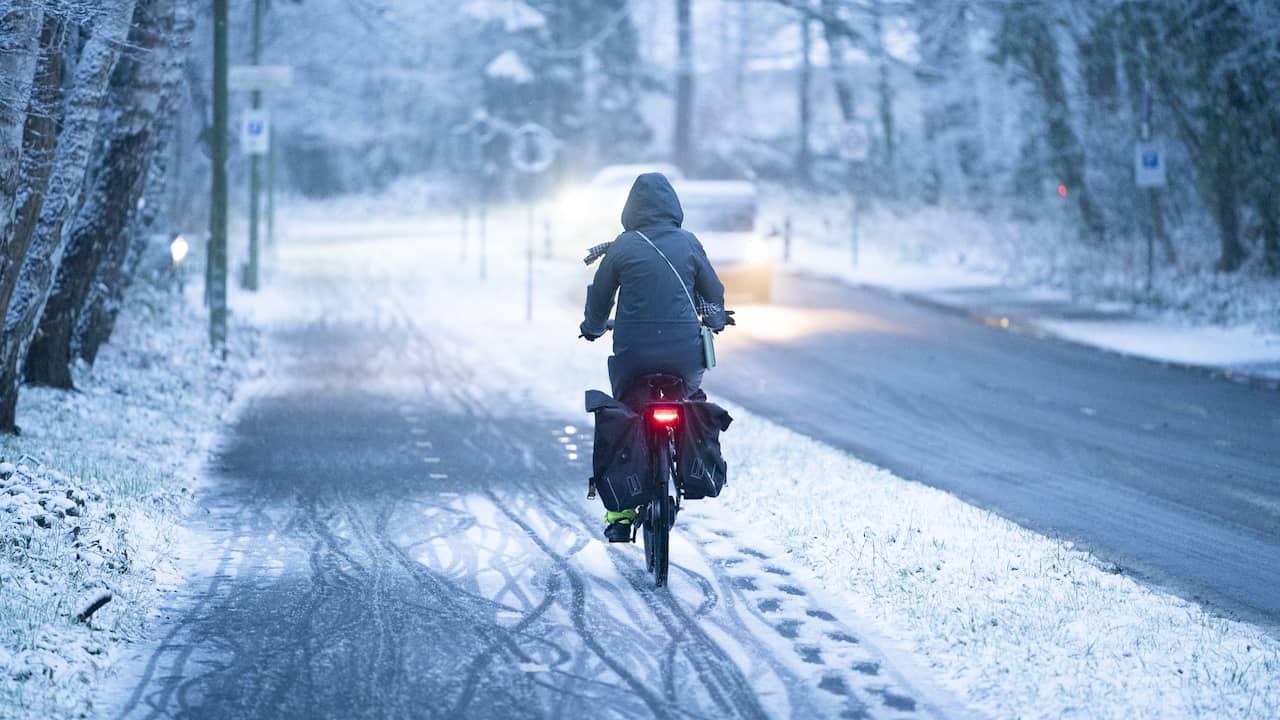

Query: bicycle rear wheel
<box><xmin>648</xmin><ymin>495</ymin><xmax>669</xmax><ymax>587</ymax></box>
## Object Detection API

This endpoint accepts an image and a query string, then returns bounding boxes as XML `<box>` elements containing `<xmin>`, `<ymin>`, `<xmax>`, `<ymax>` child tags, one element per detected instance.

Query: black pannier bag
<box><xmin>585</xmin><ymin>390</ymin><xmax>650</xmax><ymax>512</ymax></box>
<box><xmin>675</xmin><ymin>400</ymin><xmax>732</xmax><ymax>499</ymax></box>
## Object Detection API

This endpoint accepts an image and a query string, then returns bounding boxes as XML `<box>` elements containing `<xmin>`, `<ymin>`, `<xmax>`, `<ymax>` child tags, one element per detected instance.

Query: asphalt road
<box><xmin>110</xmin><ymin>282</ymin><xmax>939</xmax><ymax>720</ymax></box>
<box><xmin>714</xmin><ymin>272</ymin><xmax>1280</xmax><ymax>627</ymax></box>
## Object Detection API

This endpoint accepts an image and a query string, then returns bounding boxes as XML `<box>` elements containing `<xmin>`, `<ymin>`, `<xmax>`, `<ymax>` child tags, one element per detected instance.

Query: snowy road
<box><xmin>714</xmin><ymin>273</ymin><xmax>1280</xmax><ymax>627</ymax></box>
<box><xmin>108</xmin><ymin>252</ymin><xmax>946</xmax><ymax>719</ymax></box>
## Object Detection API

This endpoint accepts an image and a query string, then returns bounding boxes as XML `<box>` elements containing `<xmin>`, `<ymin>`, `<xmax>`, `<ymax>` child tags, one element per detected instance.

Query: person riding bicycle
<box><xmin>579</xmin><ymin>172</ymin><xmax>732</xmax><ymax>541</ymax></box>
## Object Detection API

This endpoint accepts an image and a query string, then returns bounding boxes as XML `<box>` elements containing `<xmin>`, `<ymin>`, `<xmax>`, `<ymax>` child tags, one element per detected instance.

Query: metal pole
<box><xmin>1142</xmin><ymin>80</ymin><xmax>1154</xmax><ymax>295</ymax></box>
<box><xmin>460</xmin><ymin>203</ymin><xmax>469</xmax><ymax>261</ymax></box>
<box><xmin>543</xmin><ymin>216</ymin><xmax>552</xmax><ymax>260</ymax></box>
<box><xmin>526</xmin><ymin>201</ymin><xmax>534</xmax><ymax>322</ymax></box>
<box><xmin>210</xmin><ymin>0</ymin><xmax>228</xmax><ymax>353</ymax></box>
<box><xmin>783</xmin><ymin>215</ymin><xmax>792</xmax><ymax>263</ymax></box>
<box><xmin>849</xmin><ymin>163</ymin><xmax>860</xmax><ymax>266</ymax></box>
<box><xmin>478</xmin><ymin>185</ymin><xmax>487</xmax><ymax>281</ymax></box>
<box><xmin>245</xmin><ymin>0</ymin><xmax>263</xmax><ymax>291</ymax></box>
<box><xmin>1146</xmin><ymin>193</ymin><xmax>1155</xmax><ymax>293</ymax></box>
<box><xmin>266</xmin><ymin>123</ymin><xmax>275</xmax><ymax>249</ymax></box>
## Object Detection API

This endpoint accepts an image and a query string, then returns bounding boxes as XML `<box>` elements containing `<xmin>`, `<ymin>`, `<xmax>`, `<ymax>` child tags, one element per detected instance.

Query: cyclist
<box><xmin>579</xmin><ymin>172</ymin><xmax>731</xmax><ymax>542</ymax></box>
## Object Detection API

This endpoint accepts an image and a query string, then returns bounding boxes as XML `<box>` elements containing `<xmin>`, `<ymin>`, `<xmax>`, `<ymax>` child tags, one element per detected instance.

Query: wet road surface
<box><xmin>110</xmin><ymin>285</ymin><xmax>942</xmax><ymax>720</ymax></box>
<box><xmin>715</xmin><ymin>273</ymin><xmax>1280</xmax><ymax>627</ymax></box>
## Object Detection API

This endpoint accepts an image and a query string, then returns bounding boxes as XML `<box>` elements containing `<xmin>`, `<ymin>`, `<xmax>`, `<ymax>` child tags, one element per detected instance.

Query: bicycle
<box><xmin>629</xmin><ymin>373</ymin><xmax>686</xmax><ymax>587</ymax></box>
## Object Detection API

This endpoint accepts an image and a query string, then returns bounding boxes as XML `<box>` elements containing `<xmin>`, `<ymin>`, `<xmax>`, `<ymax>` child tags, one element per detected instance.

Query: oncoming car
<box><xmin>556</xmin><ymin>164</ymin><xmax>773</xmax><ymax>303</ymax></box>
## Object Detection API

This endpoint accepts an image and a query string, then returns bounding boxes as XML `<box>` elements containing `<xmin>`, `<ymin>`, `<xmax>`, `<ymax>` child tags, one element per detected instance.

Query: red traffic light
<box><xmin>1057</xmin><ymin>184</ymin><xmax>1068</xmax><ymax>198</ymax></box>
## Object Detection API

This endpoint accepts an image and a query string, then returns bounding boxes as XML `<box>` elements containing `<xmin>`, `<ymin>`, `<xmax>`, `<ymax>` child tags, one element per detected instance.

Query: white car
<box><xmin>555</xmin><ymin>165</ymin><xmax>772</xmax><ymax>302</ymax></box>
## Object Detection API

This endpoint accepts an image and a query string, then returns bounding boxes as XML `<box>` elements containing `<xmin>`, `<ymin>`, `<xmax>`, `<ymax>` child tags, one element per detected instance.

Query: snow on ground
<box><xmin>756</xmin><ymin>187</ymin><xmax>1280</xmax><ymax>380</ymax></box>
<box><xmin>273</xmin><ymin>194</ymin><xmax>1280</xmax><ymax>719</ymax></box>
<box><xmin>0</xmin><ymin>276</ymin><xmax>258</xmax><ymax>718</ymax></box>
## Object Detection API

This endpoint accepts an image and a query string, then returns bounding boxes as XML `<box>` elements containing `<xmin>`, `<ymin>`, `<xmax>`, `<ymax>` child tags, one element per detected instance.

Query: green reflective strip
<box><xmin>604</xmin><ymin>509</ymin><xmax>638</xmax><ymax>524</ymax></box>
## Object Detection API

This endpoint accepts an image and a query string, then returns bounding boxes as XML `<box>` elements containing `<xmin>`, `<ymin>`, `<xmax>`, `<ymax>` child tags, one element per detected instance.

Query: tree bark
<box><xmin>77</xmin><ymin>0</ymin><xmax>194</xmax><ymax>366</ymax></box>
<box><xmin>0</xmin><ymin>11</ymin><xmax>65</xmax><ymax>329</ymax></box>
<box><xmin>28</xmin><ymin>0</ymin><xmax>170</xmax><ymax>388</ymax></box>
<box><xmin>0</xmin><ymin>2</ymin><xmax>43</xmax><ymax>256</ymax></box>
<box><xmin>998</xmin><ymin>8</ymin><xmax>1106</xmax><ymax>244</ymax></box>
<box><xmin>820</xmin><ymin>0</ymin><xmax>855</xmax><ymax>122</ymax></box>
<box><xmin>673</xmin><ymin>0</ymin><xmax>693</xmax><ymax>170</ymax></box>
<box><xmin>0</xmin><ymin>0</ymin><xmax>137</xmax><ymax>432</ymax></box>
<box><xmin>796</xmin><ymin>8</ymin><xmax>812</xmax><ymax>184</ymax></box>
<box><xmin>871</xmin><ymin>0</ymin><xmax>896</xmax><ymax>197</ymax></box>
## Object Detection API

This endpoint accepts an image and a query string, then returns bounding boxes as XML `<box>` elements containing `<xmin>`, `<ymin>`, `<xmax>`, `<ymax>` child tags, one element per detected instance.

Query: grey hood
<box><xmin>621</xmin><ymin>173</ymin><xmax>684</xmax><ymax>231</ymax></box>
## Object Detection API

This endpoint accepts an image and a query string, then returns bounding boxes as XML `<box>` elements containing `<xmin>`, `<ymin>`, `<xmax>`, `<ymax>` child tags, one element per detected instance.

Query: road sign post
<box><xmin>510</xmin><ymin>123</ymin><xmax>557</xmax><ymax>323</ymax></box>
<box><xmin>840</xmin><ymin>122</ymin><xmax>870</xmax><ymax>266</ymax></box>
<box><xmin>209</xmin><ymin>0</ymin><xmax>228</xmax><ymax>354</ymax></box>
<box><xmin>1135</xmin><ymin>82</ymin><xmax>1167</xmax><ymax>294</ymax></box>
<box><xmin>229</xmin><ymin>47</ymin><xmax>291</xmax><ymax>293</ymax></box>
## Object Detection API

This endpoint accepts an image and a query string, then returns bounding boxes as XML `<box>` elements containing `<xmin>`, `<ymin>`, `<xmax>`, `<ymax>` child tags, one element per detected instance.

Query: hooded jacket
<box><xmin>580</xmin><ymin>173</ymin><xmax>726</xmax><ymax>350</ymax></box>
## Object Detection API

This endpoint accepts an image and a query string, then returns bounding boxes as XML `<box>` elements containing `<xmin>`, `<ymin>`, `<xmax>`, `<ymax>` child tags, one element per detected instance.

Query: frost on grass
<box><xmin>761</xmin><ymin>186</ymin><xmax>1280</xmax><ymax>336</ymax></box>
<box><xmin>720</xmin><ymin>408</ymin><xmax>1280</xmax><ymax>720</ymax></box>
<box><xmin>0</xmin><ymin>280</ymin><xmax>256</xmax><ymax>719</ymax></box>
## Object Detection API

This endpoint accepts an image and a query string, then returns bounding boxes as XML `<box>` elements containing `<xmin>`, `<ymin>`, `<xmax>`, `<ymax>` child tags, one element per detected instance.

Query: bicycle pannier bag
<box><xmin>586</xmin><ymin>390</ymin><xmax>651</xmax><ymax>512</ymax></box>
<box><xmin>676</xmin><ymin>400</ymin><xmax>732</xmax><ymax>499</ymax></box>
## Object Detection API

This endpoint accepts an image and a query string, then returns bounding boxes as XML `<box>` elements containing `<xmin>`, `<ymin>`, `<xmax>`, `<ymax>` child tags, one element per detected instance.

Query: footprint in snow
<box><xmin>818</xmin><ymin>674</ymin><xmax>850</xmax><ymax>696</ymax></box>
<box><xmin>870</xmin><ymin>688</ymin><xmax>917</xmax><ymax>712</ymax></box>
<box><xmin>731</xmin><ymin>576</ymin><xmax>757</xmax><ymax>591</ymax></box>
<box><xmin>806</xmin><ymin>609</ymin><xmax>836</xmax><ymax>621</ymax></box>
<box><xmin>827</xmin><ymin>631</ymin><xmax>859</xmax><ymax>644</ymax></box>
<box><xmin>740</xmin><ymin>548</ymin><xmax>769</xmax><ymax>559</ymax></box>
<box><xmin>851</xmin><ymin>661</ymin><xmax>880</xmax><ymax>676</ymax></box>
<box><xmin>777</xmin><ymin>584</ymin><xmax>806</xmax><ymax>596</ymax></box>
<box><xmin>757</xmin><ymin>598</ymin><xmax>782</xmax><ymax>613</ymax></box>
<box><xmin>763</xmin><ymin>566</ymin><xmax>790</xmax><ymax>576</ymax></box>
<box><xmin>774</xmin><ymin>619</ymin><xmax>802</xmax><ymax>639</ymax></box>
<box><xmin>796</xmin><ymin>645</ymin><xmax>824</xmax><ymax>664</ymax></box>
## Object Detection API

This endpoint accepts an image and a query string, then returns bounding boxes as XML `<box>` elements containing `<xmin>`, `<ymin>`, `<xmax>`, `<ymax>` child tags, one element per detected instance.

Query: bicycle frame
<box><xmin>640</xmin><ymin>401</ymin><xmax>682</xmax><ymax>587</ymax></box>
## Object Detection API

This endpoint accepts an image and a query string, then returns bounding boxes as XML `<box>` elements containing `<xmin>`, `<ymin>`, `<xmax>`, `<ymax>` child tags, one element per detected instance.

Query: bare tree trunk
<box><xmin>0</xmin><ymin>11</ymin><xmax>65</xmax><ymax>328</ymax></box>
<box><xmin>820</xmin><ymin>0</ymin><xmax>855</xmax><ymax>122</ymax></box>
<box><xmin>0</xmin><ymin>0</ymin><xmax>137</xmax><ymax>433</ymax></box>
<box><xmin>77</xmin><ymin>0</ymin><xmax>194</xmax><ymax>366</ymax></box>
<box><xmin>673</xmin><ymin>0</ymin><xmax>693</xmax><ymax>170</ymax></box>
<box><xmin>796</xmin><ymin>7</ymin><xmax>812</xmax><ymax>184</ymax></box>
<box><xmin>0</xmin><ymin>2</ymin><xmax>43</xmax><ymax>252</ymax></box>
<box><xmin>870</xmin><ymin>0</ymin><xmax>896</xmax><ymax>196</ymax></box>
<box><xmin>28</xmin><ymin>0</ymin><xmax>170</xmax><ymax>388</ymax></box>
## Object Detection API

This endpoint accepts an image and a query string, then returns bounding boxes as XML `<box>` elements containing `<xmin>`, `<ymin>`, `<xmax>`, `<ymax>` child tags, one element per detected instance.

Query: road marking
<box><xmin>567</xmin><ymin>453</ymin><xmax>578</xmax><ymax>461</ymax></box>
<box><xmin>558</xmin><ymin>437</ymin><xmax>570</xmax><ymax>444</ymax></box>
<box><xmin>563</xmin><ymin>425</ymin><xmax>577</xmax><ymax>435</ymax></box>
<box><xmin>415</xmin><ymin>440</ymin><xmax>433</xmax><ymax>448</ymax></box>
<box><xmin>517</xmin><ymin>663</ymin><xmax>550</xmax><ymax>673</ymax></box>
<box><xmin>564</xmin><ymin>444</ymin><xmax>577</xmax><ymax>451</ymax></box>
<box><xmin>429</xmin><ymin>473</ymin><xmax>448</xmax><ymax>479</ymax></box>
<box><xmin>423</xmin><ymin>457</ymin><xmax>441</xmax><ymax>463</ymax></box>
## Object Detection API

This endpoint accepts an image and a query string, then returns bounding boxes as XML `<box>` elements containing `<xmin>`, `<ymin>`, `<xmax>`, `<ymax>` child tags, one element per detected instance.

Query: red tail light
<box><xmin>650</xmin><ymin>407</ymin><xmax>680</xmax><ymax>424</ymax></box>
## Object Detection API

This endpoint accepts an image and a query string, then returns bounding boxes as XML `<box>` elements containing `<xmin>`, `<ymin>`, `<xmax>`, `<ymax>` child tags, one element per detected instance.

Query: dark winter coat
<box><xmin>580</xmin><ymin>174</ymin><xmax>726</xmax><ymax>396</ymax></box>
<box><xmin>579</xmin><ymin>173</ymin><xmax>727</xmax><ymax>395</ymax></box>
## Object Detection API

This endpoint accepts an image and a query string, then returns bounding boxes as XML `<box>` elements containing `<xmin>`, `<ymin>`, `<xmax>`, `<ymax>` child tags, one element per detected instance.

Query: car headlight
<box><xmin>746</xmin><ymin>239</ymin><xmax>769</xmax><ymax>266</ymax></box>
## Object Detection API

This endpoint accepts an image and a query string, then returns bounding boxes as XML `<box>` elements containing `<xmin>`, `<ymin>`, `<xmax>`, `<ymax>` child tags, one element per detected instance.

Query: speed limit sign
<box><xmin>509</xmin><ymin>123</ymin><xmax>557</xmax><ymax>174</ymax></box>
<box><xmin>839</xmin><ymin>122</ymin><xmax>870</xmax><ymax>162</ymax></box>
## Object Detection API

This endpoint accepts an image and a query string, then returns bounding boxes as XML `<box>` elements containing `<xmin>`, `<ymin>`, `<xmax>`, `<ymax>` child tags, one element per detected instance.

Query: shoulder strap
<box><xmin>634</xmin><ymin>230</ymin><xmax>699</xmax><ymax>321</ymax></box>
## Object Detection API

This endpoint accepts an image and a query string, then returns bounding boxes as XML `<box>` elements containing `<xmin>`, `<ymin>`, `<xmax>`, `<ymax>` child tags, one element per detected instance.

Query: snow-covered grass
<box><xmin>759</xmin><ymin>186</ymin><xmax>1280</xmax><ymax>374</ymax></box>
<box><xmin>0</xmin><ymin>278</ymin><xmax>257</xmax><ymax>718</ymax></box>
<box><xmin>721</xmin><ymin>411</ymin><xmax>1280</xmax><ymax>719</ymax></box>
<box><xmin>270</xmin><ymin>198</ymin><xmax>1280</xmax><ymax>719</ymax></box>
